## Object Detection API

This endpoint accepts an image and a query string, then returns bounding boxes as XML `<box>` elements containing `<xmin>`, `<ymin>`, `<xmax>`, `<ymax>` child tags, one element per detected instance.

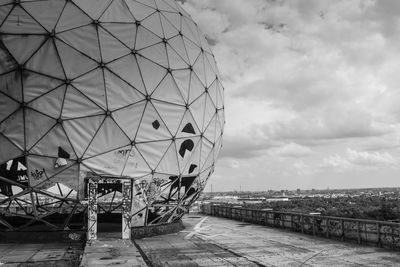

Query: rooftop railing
<box><xmin>200</xmin><ymin>204</ymin><xmax>400</xmax><ymax>251</ymax></box>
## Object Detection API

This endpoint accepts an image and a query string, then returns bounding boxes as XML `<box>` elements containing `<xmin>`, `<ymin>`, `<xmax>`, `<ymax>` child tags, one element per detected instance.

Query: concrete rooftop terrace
<box><xmin>1</xmin><ymin>214</ymin><xmax>399</xmax><ymax>266</ymax></box>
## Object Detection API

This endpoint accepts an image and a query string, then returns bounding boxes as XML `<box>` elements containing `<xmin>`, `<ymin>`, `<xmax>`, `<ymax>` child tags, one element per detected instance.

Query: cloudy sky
<box><xmin>180</xmin><ymin>0</ymin><xmax>400</xmax><ymax>191</ymax></box>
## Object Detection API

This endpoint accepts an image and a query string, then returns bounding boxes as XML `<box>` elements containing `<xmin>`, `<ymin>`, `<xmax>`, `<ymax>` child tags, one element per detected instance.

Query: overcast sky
<box><xmin>180</xmin><ymin>0</ymin><xmax>400</xmax><ymax>191</ymax></box>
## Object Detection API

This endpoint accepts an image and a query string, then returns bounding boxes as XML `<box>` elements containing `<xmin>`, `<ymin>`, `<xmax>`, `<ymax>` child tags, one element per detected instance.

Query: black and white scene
<box><xmin>0</xmin><ymin>0</ymin><xmax>399</xmax><ymax>266</ymax></box>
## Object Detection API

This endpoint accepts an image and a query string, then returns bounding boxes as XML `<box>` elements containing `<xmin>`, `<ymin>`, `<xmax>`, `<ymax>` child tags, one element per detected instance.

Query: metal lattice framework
<box><xmin>0</xmin><ymin>0</ymin><xmax>224</xmax><ymax>231</ymax></box>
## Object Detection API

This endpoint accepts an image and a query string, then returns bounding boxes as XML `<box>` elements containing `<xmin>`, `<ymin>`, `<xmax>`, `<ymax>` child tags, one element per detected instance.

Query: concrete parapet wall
<box><xmin>0</xmin><ymin>230</ymin><xmax>85</xmax><ymax>244</ymax></box>
<box><xmin>201</xmin><ymin>204</ymin><xmax>400</xmax><ymax>251</ymax></box>
<box><xmin>131</xmin><ymin>220</ymin><xmax>184</xmax><ymax>239</ymax></box>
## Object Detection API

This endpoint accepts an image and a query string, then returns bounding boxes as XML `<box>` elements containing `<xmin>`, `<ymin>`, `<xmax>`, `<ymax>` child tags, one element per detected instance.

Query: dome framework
<box><xmin>0</xmin><ymin>0</ymin><xmax>224</xmax><ymax>232</ymax></box>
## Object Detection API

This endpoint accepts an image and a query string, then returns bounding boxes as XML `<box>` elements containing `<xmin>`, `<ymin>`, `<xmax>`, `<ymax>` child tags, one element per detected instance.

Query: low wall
<box><xmin>0</xmin><ymin>221</ymin><xmax>185</xmax><ymax>243</ymax></box>
<box><xmin>201</xmin><ymin>204</ymin><xmax>400</xmax><ymax>251</ymax></box>
<box><xmin>0</xmin><ymin>230</ymin><xmax>85</xmax><ymax>244</ymax></box>
<box><xmin>131</xmin><ymin>220</ymin><xmax>184</xmax><ymax>239</ymax></box>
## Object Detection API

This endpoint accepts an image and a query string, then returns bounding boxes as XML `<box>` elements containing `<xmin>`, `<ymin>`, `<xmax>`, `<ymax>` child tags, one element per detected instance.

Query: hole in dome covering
<box><xmin>182</xmin><ymin>123</ymin><xmax>196</xmax><ymax>134</ymax></box>
<box><xmin>0</xmin><ymin>156</ymin><xmax>28</xmax><ymax>196</ymax></box>
<box><xmin>179</xmin><ymin>139</ymin><xmax>194</xmax><ymax>158</ymax></box>
<box><xmin>152</xmin><ymin>120</ymin><xmax>160</xmax><ymax>129</ymax></box>
<box><xmin>55</xmin><ymin>146</ymin><xmax>70</xmax><ymax>168</ymax></box>
<box><xmin>188</xmin><ymin>164</ymin><xmax>197</xmax><ymax>174</ymax></box>
<box><xmin>58</xmin><ymin>146</ymin><xmax>70</xmax><ymax>159</ymax></box>
<box><xmin>184</xmin><ymin>187</ymin><xmax>197</xmax><ymax>199</ymax></box>
<box><xmin>168</xmin><ymin>175</ymin><xmax>196</xmax><ymax>200</ymax></box>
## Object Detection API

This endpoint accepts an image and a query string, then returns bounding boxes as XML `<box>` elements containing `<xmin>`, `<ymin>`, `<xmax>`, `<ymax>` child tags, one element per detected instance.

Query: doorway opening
<box><xmin>87</xmin><ymin>178</ymin><xmax>132</xmax><ymax>240</ymax></box>
<box><xmin>97</xmin><ymin>182</ymin><xmax>123</xmax><ymax>237</ymax></box>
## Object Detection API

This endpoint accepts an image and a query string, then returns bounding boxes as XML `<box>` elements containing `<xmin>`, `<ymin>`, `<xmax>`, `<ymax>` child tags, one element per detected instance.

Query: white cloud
<box><xmin>264</xmin><ymin>105</ymin><xmax>392</xmax><ymax>141</ymax></box>
<box><xmin>346</xmin><ymin>148</ymin><xmax>397</xmax><ymax>166</ymax></box>
<box><xmin>272</xmin><ymin>142</ymin><xmax>312</xmax><ymax>157</ymax></box>
<box><xmin>321</xmin><ymin>148</ymin><xmax>397</xmax><ymax>172</ymax></box>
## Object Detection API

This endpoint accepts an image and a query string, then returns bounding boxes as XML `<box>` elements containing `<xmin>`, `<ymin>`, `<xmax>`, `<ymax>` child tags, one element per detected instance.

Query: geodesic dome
<box><xmin>0</xmin><ymin>0</ymin><xmax>224</xmax><ymax>230</ymax></box>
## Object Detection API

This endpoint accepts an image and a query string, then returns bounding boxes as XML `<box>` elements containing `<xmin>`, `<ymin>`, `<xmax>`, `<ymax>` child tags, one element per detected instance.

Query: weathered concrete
<box><xmin>136</xmin><ymin>215</ymin><xmax>400</xmax><ymax>266</ymax></box>
<box><xmin>0</xmin><ymin>242</ymin><xmax>83</xmax><ymax>266</ymax></box>
<box><xmin>2</xmin><ymin>215</ymin><xmax>399</xmax><ymax>266</ymax></box>
<box><xmin>79</xmin><ymin>233</ymin><xmax>147</xmax><ymax>267</ymax></box>
<box><xmin>131</xmin><ymin>220</ymin><xmax>184</xmax><ymax>239</ymax></box>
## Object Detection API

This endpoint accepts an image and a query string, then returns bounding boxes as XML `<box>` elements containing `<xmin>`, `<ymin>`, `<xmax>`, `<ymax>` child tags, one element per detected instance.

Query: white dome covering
<box><xmin>0</xmin><ymin>0</ymin><xmax>224</xmax><ymax>228</ymax></box>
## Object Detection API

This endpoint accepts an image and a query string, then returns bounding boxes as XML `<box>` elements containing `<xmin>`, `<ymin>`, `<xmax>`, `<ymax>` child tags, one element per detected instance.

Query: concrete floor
<box><xmin>136</xmin><ymin>215</ymin><xmax>400</xmax><ymax>266</ymax></box>
<box><xmin>79</xmin><ymin>236</ymin><xmax>146</xmax><ymax>267</ymax></box>
<box><xmin>1</xmin><ymin>215</ymin><xmax>399</xmax><ymax>266</ymax></box>
<box><xmin>0</xmin><ymin>242</ymin><xmax>83</xmax><ymax>267</ymax></box>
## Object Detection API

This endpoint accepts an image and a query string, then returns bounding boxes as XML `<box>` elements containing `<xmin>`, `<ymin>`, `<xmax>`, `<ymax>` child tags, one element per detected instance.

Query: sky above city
<box><xmin>180</xmin><ymin>0</ymin><xmax>400</xmax><ymax>191</ymax></box>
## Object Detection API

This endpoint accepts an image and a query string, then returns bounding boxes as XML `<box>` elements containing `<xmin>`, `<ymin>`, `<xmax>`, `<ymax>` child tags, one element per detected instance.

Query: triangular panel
<box><xmin>98</xmin><ymin>27</ymin><xmax>131</xmax><ymax>62</ymax></box>
<box><xmin>74</xmin><ymin>0</ymin><xmax>113</xmax><ymax>20</ymax></box>
<box><xmin>139</xmin><ymin>43</ymin><xmax>168</xmax><ymax>68</ymax></box>
<box><xmin>27</xmin><ymin>85</ymin><xmax>66</xmax><ymax>119</ymax></box>
<box><xmin>137</xmin><ymin>55</ymin><xmax>166</xmax><ymax>94</ymax></box>
<box><xmin>135</xmin><ymin>101</ymin><xmax>171</xmax><ymax>142</ymax></box>
<box><xmin>27</xmin><ymin>155</ymin><xmax>76</xmax><ymax>190</ymax></box>
<box><xmin>188</xmin><ymin>71</ymin><xmax>205</xmax><ymax>104</ymax></box>
<box><xmin>30</xmin><ymin>124</ymin><xmax>76</xmax><ymax>160</ymax></box>
<box><xmin>189</xmin><ymin>93</ymin><xmax>206</xmax><ymax>131</ymax></box>
<box><xmin>101</xmin><ymin>23</ymin><xmax>137</xmax><ymax>49</ymax></box>
<box><xmin>83</xmin><ymin>145</ymin><xmax>131</xmax><ymax>176</ymax></box>
<box><xmin>135</xmin><ymin>25</ymin><xmax>162</xmax><ymax>50</ymax></box>
<box><xmin>108</xmin><ymin>54</ymin><xmax>146</xmax><ymax>95</ymax></box>
<box><xmin>202</xmin><ymin>93</ymin><xmax>216</xmax><ymax>131</ymax></box>
<box><xmin>104</xmin><ymin>69</ymin><xmax>143</xmax><ymax>110</ymax></box>
<box><xmin>141</xmin><ymin>12</ymin><xmax>164</xmax><ymax>38</ymax></box>
<box><xmin>100</xmin><ymin>0</ymin><xmax>135</xmax><ymax>23</ymax></box>
<box><xmin>55</xmin><ymin>39</ymin><xmax>98</xmax><ymax>79</ymax></box>
<box><xmin>124</xmin><ymin>0</ymin><xmax>156</xmax><ymax>21</ymax></box>
<box><xmin>62</xmin><ymin>85</ymin><xmax>104</xmax><ymax>119</ymax></box>
<box><xmin>83</xmin><ymin>117</ymin><xmax>130</xmax><ymax>158</ymax></box>
<box><xmin>2</xmin><ymin>34</ymin><xmax>46</xmax><ymax>65</ymax></box>
<box><xmin>25</xmin><ymin>39</ymin><xmax>65</xmax><ymax>79</ymax></box>
<box><xmin>182</xmin><ymin>36</ymin><xmax>201</xmax><ymax>66</ymax></box>
<box><xmin>22</xmin><ymin>0</ymin><xmax>65</xmax><ymax>31</ymax></box>
<box><xmin>0</xmin><ymin>109</ymin><xmax>24</xmax><ymax>149</ymax></box>
<box><xmin>156</xmin><ymin>142</ymin><xmax>179</xmax><ymax>175</ymax></box>
<box><xmin>56</xmin><ymin>0</ymin><xmax>93</xmax><ymax>32</ymax></box>
<box><xmin>176</xmin><ymin>109</ymin><xmax>201</xmax><ymax>139</ymax></box>
<box><xmin>0</xmin><ymin>134</ymin><xmax>22</xmax><ymax>164</ymax></box>
<box><xmin>23</xmin><ymin>72</ymin><xmax>63</xmax><ymax>102</ymax></box>
<box><xmin>166</xmin><ymin>44</ymin><xmax>188</xmax><ymax>69</ymax></box>
<box><xmin>0</xmin><ymin>5</ymin><xmax>46</xmax><ymax>34</ymax></box>
<box><xmin>151</xmin><ymin>73</ymin><xmax>185</xmax><ymax>104</ymax></box>
<box><xmin>122</xmin><ymin>146</ymin><xmax>151</xmax><ymax>177</ymax></box>
<box><xmin>172</xmin><ymin>69</ymin><xmax>190</xmax><ymax>103</ymax></box>
<box><xmin>58</xmin><ymin>25</ymin><xmax>101</xmax><ymax>62</ymax></box>
<box><xmin>0</xmin><ymin>93</ymin><xmax>19</xmax><ymax>122</ymax></box>
<box><xmin>63</xmin><ymin>115</ymin><xmax>105</xmax><ymax>158</ymax></box>
<box><xmin>72</xmin><ymin>69</ymin><xmax>107</xmax><ymax>110</ymax></box>
<box><xmin>159</xmin><ymin>13</ymin><xmax>179</xmax><ymax>38</ymax></box>
<box><xmin>0</xmin><ymin>72</ymin><xmax>22</xmax><ymax>102</ymax></box>
<box><xmin>47</xmin><ymin>164</ymin><xmax>80</xmax><ymax>193</ymax></box>
<box><xmin>136</xmin><ymin>140</ymin><xmax>171</xmax><ymax>170</ymax></box>
<box><xmin>25</xmin><ymin>110</ymin><xmax>56</xmax><ymax>150</ymax></box>
<box><xmin>112</xmin><ymin>101</ymin><xmax>146</xmax><ymax>140</ymax></box>
<box><xmin>176</xmin><ymin>136</ymin><xmax>200</xmax><ymax>174</ymax></box>
<box><xmin>153</xmin><ymin>100</ymin><xmax>185</xmax><ymax>137</ymax></box>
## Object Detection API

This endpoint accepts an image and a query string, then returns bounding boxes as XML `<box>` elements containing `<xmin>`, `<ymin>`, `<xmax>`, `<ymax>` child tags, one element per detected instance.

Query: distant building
<box><xmin>265</xmin><ymin>197</ymin><xmax>289</xmax><ymax>202</ymax></box>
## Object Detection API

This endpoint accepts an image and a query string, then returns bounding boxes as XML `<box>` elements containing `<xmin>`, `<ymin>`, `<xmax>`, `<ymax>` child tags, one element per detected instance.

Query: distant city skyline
<box><xmin>182</xmin><ymin>0</ymin><xmax>400</xmax><ymax>191</ymax></box>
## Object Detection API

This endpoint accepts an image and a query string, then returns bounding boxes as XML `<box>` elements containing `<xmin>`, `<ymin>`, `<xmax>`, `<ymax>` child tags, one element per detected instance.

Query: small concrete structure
<box><xmin>87</xmin><ymin>178</ymin><xmax>132</xmax><ymax>241</ymax></box>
